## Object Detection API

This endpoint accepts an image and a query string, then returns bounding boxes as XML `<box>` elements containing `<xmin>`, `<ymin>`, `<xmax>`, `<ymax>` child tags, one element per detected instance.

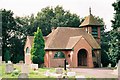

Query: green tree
<box><xmin>1</xmin><ymin>9</ymin><xmax>16</xmax><ymax>61</ymax></box>
<box><xmin>1</xmin><ymin>9</ymin><xmax>24</xmax><ymax>63</ymax></box>
<box><xmin>4</xmin><ymin>49</ymin><xmax>10</xmax><ymax>63</ymax></box>
<box><xmin>108</xmin><ymin>0</ymin><xmax>120</xmax><ymax>67</ymax></box>
<box><xmin>36</xmin><ymin>6</ymin><xmax>80</xmax><ymax>36</ymax></box>
<box><xmin>101</xmin><ymin>31</ymin><xmax>110</xmax><ymax>67</ymax></box>
<box><xmin>31</xmin><ymin>27</ymin><xmax>45</xmax><ymax>65</ymax></box>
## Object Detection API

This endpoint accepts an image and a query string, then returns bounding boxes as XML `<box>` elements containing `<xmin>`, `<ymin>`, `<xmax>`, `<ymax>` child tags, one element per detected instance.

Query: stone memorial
<box><xmin>118</xmin><ymin>60</ymin><xmax>120</xmax><ymax>78</ymax></box>
<box><xmin>19</xmin><ymin>60</ymin><xmax>24</xmax><ymax>64</ymax></box>
<box><xmin>31</xmin><ymin>64</ymin><xmax>38</xmax><ymax>70</ymax></box>
<box><xmin>108</xmin><ymin>63</ymin><xmax>111</xmax><ymax>67</ymax></box>
<box><xmin>21</xmin><ymin>64</ymin><xmax>29</xmax><ymax>74</ymax></box>
<box><xmin>5</xmin><ymin>63</ymin><xmax>14</xmax><ymax>73</ymax></box>
<box><xmin>76</xmin><ymin>75</ymin><xmax>86</xmax><ymax>80</ymax></box>
<box><xmin>45</xmin><ymin>70</ymin><xmax>50</xmax><ymax>77</ymax></box>
<box><xmin>2</xmin><ymin>61</ymin><xmax>6</xmax><ymax>64</ymax></box>
<box><xmin>18</xmin><ymin>73</ymin><xmax>28</xmax><ymax>78</ymax></box>
<box><xmin>8</xmin><ymin>61</ymin><xmax>12</xmax><ymax>64</ymax></box>
<box><xmin>67</xmin><ymin>72</ymin><xmax>76</xmax><ymax>77</ymax></box>
<box><xmin>55</xmin><ymin>68</ymin><xmax>63</xmax><ymax>74</ymax></box>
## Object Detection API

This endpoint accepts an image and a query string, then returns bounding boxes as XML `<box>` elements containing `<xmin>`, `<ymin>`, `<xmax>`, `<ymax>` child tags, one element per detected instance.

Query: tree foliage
<box><xmin>31</xmin><ymin>27</ymin><xmax>45</xmax><ymax>65</ymax></box>
<box><xmin>36</xmin><ymin>6</ymin><xmax>80</xmax><ymax>36</ymax></box>
<box><xmin>1</xmin><ymin>9</ymin><xmax>24</xmax><ymax>63</ymax></box>
<box><xmin>107</xmin><ymin>0</ymin><xmax>120</xmax><ymax>67</ymax></box>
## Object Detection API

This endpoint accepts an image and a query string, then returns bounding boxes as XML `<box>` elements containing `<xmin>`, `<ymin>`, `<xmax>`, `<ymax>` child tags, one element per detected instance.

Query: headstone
<box><xmin>2</xmin><ymin>61</ymin><xmax>6</xmax><ymax>64</ymax></box>
<box><xmin>108</xmin><ymin>63</ymin><xmax>111</xmax><ymax>67</ymax></box>
<box><xmin>8</xmin><ymin>61</ymin><xmax>12</xmax><ymax>64</ymax></box>
<box><xmin>56</xmin><ymin>74</ymin><xmax>63</xmax><ymax>78</ymax></box>
<box><xmin>76</xmin><ymin>75</ymin><xmax>86</xmax><ymax>80</ymax></box>
<box><xmin>19</xmin><ymin>60</ymin><xmax>24</xmax><ymax>64</ymax></box>
<box><xmin>67</xmin><ymin>72</ymin><xmax>76</xmax><ymax>77</ymax></box>
<box><xmin>21</xmin><ymin>64</ymin><xmax>29</xmax><ymax>74</ymax></box>
<box><xmin>5</xmin><ymin>63</ymin><xmax>14</xmax><ymax>73</ymax></box>
<box><xmin>101</xmin><ymin>63</ymin><xmax>103</xmax><ymax>67</ymax></box>
<box><xmin>55</xmin><ymin>68</ymin><xmax>63</xmax><ymax>74</ymax></box>
<box><xmin>18</xmin><ymin>73</ymin><xmax>28</xmax><ymax>78</ymax></box>
<box><xmin>31</xmin><ymin>64</ymin><xmax>38</xmax><ymax>70</ymax></box>
<box><xmin>118</xmin><ymin>60</ymin><xmax>120</xmax><ymax>78</ymax></box>
<box><xmin>45</xmin><ymin>70</ymin><xmax>50</xmax><ymax>77</ymax></box>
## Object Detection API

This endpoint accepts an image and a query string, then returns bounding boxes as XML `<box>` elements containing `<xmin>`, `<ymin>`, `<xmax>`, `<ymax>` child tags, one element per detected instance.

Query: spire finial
<box><xmin>89</xmin><ymin>7</ymin><xmax>91</xmax><ymax>15</ymax></box>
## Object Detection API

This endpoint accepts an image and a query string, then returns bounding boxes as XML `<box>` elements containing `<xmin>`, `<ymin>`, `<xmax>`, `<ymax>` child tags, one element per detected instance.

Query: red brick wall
<box><xmin>73</xmin><ymin>37</ymin><xmax>94</xmax><ymax>68</ymax></box>
<box><xmin>44</xmin><ymin>37</ymin><xmax>94</xmax><ymax>68</ymax></box>
<box><xmin>24</xmin><ymin>37</ymin><xmax>32</xmax><ymax>64</ymax></box>
<box><xmin>44</xmin><ymin>51</ymin><xmax>72</xmax><ymax>68</ymax></box>
<box><xmin>25</xmin><ymin>54</ymin><xmax>31</xmax><ymax>64</ymax></box>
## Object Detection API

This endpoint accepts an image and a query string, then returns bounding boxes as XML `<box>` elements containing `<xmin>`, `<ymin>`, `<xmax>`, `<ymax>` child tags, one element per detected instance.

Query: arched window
<box><xmin>26</xmin><ymin>47</ymin><xmax>30</xmax><ymax>54</ymax></box>
<box><xmin>54</xmin><ymin>51</ymin><xmax>65</xmax><ymax>58</ymax></box>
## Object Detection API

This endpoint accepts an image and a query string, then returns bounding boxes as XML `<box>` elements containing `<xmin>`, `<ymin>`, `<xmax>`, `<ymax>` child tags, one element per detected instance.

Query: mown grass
<box><xmin>0</xmin><ymin>64</ymin><xmax>56</xmax><ymax>78</ymax></box>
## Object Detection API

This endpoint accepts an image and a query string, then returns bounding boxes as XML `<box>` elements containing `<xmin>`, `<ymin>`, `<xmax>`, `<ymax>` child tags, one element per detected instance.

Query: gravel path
<box><xmin>70</xmin><ymin>68</ymin><xmax>118</xmax><ymax>78</ymax></box>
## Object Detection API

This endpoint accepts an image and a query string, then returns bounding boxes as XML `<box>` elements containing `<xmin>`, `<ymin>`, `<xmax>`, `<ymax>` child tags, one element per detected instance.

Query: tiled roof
<box><xmin>45</xmin><ymin>27</ymin><xmax>100</xmax><ymax>50</ymax></box>
<box><xmin>80</xmin><ymin>14</ymin><xmax>103</xmax><ymax>27</ymax></box>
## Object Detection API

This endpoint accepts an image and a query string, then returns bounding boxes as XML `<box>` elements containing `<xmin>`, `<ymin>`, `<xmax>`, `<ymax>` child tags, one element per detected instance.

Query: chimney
<box><xmin>51</xmin><ymin>27</ymin><xmax>56</xmax><ymax>32</ymax></box>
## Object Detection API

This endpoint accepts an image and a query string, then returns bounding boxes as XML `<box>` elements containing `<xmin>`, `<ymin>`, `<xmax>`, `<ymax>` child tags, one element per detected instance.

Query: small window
<box><xmin>92</xmin><ymin>27</ymin><xmax>98</xmax><ymax>38</ymax></box>
<box><xmin>26</xmin><ymin>47</ymin><xmax>30</xmax><ymax>54</ymax></box>
<box><xmin>54</xmin><ymin>51</ymin><xmax>65</xmax><ymax>58</ymax></box>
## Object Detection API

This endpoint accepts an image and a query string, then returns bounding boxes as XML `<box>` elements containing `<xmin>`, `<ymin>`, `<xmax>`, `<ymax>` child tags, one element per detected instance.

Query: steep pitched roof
<box><xmin>80</xmin><ymin>14</ymin><xmax>103</xmax><ymax>27</ymax></box>
<box><xmin>26</xmin><ymin>36</ymin><xmax>47</xmax><ymax>47</ymax></box>
<box><xmin>45</xmin><ymin>27</ymin><xmax>100</xmax><ymax>50</ymax></box>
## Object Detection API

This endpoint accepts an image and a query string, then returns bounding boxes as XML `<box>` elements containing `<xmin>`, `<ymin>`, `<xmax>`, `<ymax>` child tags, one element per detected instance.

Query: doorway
<box><xmin>78</xmin><ymin>49</ymin><xmax>87</xmax><ymax>66</ymax></box>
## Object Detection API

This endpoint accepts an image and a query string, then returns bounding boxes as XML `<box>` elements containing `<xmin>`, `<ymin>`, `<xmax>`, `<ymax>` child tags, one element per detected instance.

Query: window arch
<box><xmin>26</xmin><ymin>47</ymin><xmax>30</xmax><ymax>54</ymax></box>
<box><xmin>54</xmin><ymin>51</ymin><xmax>65</xmax><ymax>58</ymax></box>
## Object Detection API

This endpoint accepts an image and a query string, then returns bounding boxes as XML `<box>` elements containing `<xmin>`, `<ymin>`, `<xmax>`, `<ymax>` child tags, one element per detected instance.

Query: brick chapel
<box><xmin>24</xmin><ymin>9</ymin><xmax>103</xmax><ymax>68</ymax></box>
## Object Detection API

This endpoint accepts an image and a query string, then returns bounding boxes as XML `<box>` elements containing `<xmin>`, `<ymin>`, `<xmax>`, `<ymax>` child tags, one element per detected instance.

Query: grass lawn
<box><xmin>0</xmin><ymin>64</ymin><xmax>118</xmax><ymax>80</ymax></box>
<box><xmin>0</xmin><ymin>64</ymin><xmax>56</xmax><ymax>78</ymax></box>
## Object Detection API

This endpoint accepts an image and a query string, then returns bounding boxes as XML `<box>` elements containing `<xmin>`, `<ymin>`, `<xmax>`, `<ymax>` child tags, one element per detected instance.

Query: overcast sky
<box><xmin>0</xmin><ymin>0</ymin><xmax>116</xmax><ymax>31</ymax></box>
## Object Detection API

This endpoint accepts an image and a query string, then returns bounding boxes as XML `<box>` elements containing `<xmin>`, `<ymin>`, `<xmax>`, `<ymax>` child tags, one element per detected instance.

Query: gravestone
<box><xmin>31</xmin><ymin>64</ymin><xmax>38</xmax><ymax>70</ymax></box>
<box><xmin>8</xmin><ymin>61</ymin><xmax>12</xmax><ymax>64</ymax></box>
<box><xmin>67</xmin><ymin>72</ymin><xmax>76</xmax><ymax>77</ymax></box>
<box><xmin>21</xmin><ymin>64</ymin><xmax>29</xmax><ymax>74</ymax></box>
<box><xmin>19</xmin><ymin>60</ymin><xmax>24</xmax><ymax>64</ymax></box>
<box><xmin>55</xmin><ymin>68</ymin><xmax>63</xmax><ymax>74</ymax></box>
<box><xmin>18</xmin><ymin>73</ymin><xmax>28</xmax><ymax>78</ymax></box>
<box><xmin>76</xmin><ymin>75</ymin><xmax>86</xmax><ymax>80</ymax></box>
<box><xmin>108</xmin><ymin>63</ymin><xmax>111</xmax><ymax>67</ymax></box>
<box><xmin>118</xmin><ymin>60</ymin><xmax>120</xmax><ymax>78</ymax></box>
<box><xmin>45</xmin><ymin>70</ymin><xmax>50</xmax><ymax>77</ymax></box>
<box><xmin>5</xmin><ymin>63</ymin><xmax>14</xmax><ymax>73</ymax></box>
<box><xmin>2</xmin><ymin>61</ymin><xmax>6</xmax><ymax>64</ymax></box>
